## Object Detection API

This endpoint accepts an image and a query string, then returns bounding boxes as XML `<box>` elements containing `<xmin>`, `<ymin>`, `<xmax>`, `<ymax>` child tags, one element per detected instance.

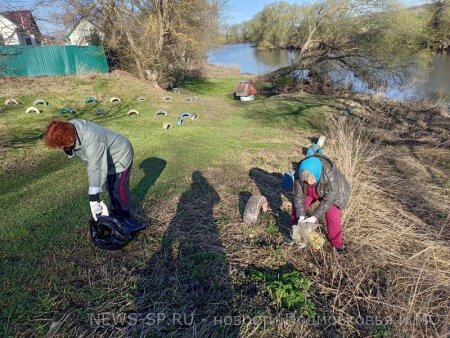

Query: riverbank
<box><xmin>1</xmin><ymin>72</ymin><xmax>448</xmax><ymax>337</ymax></box>
<box><xmin>208</xmin><ymin>44</ymin><xmax>450</xmax><ymax>103</ymax></box>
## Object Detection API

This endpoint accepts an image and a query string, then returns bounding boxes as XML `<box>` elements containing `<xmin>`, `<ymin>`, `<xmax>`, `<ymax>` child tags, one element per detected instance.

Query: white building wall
<box><xmin>17</xmin><ymin>32</ymin><xmax>38</xmax><ymax>45</ymax></box>
<box><xmin>68</xmin><ymin>20</ymin><xmax>103</xmax><ymax>46</ymax></box>
<box><xmin>0</xmin><ymin>15</ymin><xmax>38</xmax><ymax>45</ymax></box>
<box><xmin>0</xmin><ymin>15</ymin><xmax>20</xmax><ymax>45</ymax></box>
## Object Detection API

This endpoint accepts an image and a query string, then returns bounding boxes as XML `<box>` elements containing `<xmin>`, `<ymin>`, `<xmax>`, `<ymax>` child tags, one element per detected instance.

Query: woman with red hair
<box><xmin>44</xmin><ymin>119</ymin><xmax>134</xmax><ymax>220</ymax></box>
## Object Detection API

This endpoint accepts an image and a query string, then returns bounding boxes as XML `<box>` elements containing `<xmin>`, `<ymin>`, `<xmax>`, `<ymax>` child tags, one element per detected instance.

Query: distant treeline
<box><xmin>224</xmin><ymin>1</ymin><xmax>450</xmax><ymax>52</ymax></box>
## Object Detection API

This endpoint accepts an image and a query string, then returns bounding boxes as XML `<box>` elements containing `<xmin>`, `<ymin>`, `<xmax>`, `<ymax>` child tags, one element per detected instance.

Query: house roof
<box><xmin>0</xmin><ymin>10</ymin><xmax>41</xmax><ymax>37</ymax></box>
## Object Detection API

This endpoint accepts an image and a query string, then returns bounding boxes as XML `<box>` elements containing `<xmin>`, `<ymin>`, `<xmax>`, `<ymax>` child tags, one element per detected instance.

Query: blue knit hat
<box><xmin>298</xmin><ymin>156</ymin><xmax>322</xmax><ymax>183</ymax></box>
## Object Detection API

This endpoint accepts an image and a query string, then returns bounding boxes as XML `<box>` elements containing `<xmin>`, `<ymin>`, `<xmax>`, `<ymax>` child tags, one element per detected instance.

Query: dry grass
<box><xmin>202</xmin><ymin>64</ymin><xmax>245</xmax><ymax>78</ymax></box>
<box><xmin>291</xmin><ymin>115</ymin><xmax>450</xmax><ymax>337</ymax></box>
<box><xmin>2</xmin><ymin>72</ymin><xmax>449</xmax><ymax>337</ymax></box>
<box><xmin>115</xmin><ymin>102</ymin><xmax>449</xmax><ymax>337</ymax></box>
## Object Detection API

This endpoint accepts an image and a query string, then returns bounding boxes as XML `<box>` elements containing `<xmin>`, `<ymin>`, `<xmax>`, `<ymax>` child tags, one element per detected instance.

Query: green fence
<box><xmin>0</xmin><ymin>45</ymin><xmax>109</xmax><ymax>77</ymax></box>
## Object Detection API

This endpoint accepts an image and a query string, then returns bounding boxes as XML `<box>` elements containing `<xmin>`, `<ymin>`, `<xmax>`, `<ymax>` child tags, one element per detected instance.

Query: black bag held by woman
<box><xmin>89</xmin><ymin>216</ymin><xmax>147</xmax><ymax>250</ymax></box>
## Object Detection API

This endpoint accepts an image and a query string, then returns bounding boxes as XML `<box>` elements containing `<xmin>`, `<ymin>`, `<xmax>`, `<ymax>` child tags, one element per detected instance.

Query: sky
<box><xmin>227</xmin><ymin>0</ymin><xmax>427</xmax><ymax>24</ymax></box>
<box><xmin>0</xmin><ymin>0</ymin><xmax>428</xmax><ymax>34</ymax></box>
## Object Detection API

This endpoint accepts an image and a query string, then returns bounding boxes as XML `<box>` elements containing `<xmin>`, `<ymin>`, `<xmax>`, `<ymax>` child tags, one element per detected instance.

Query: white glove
<box><xmin>297</xmin><ymin>216</ymin><xmax>306</xmax><ymax>225</ymax></box>
<box><xmin>89</xmin><ymin>201</ymin><xmax>109</xmax><ymax>221</ymax></box>
<box><xmin>301</xmin><ymin>216</ymin><xmax>318</xmax><ymax>224</ymax></box>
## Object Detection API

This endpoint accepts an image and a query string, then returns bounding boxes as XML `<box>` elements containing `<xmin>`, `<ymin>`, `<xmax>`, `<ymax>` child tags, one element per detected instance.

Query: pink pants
<box><xmin>291</xmin><ymin>185</ymin><xmax>344</xmax><ymax>248</ymax></box>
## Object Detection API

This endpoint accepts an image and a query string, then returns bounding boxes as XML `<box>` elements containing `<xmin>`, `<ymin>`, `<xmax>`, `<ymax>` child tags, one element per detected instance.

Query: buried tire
<box><xmin>155</xmin><ymin>110</ymin><xmax>168</xmax><ymax>116</ymax></box>
<box><xmin>5</xmin><ymin>99</ymin><xmax>19</xmax><ymax>106</ymax></box>
<box><xmin>179</xmin><ymin>112</ymin><xmax>191</xmax><ymax>119</ymax></box>
<box><xmin>127</xmin><ymin>109</ymin><xmax>140</xmax><ymax>116</ymax></box>
<box><xmin>85</xmin><ymin>96</ymin><xmax>97</xmax><ymax>104</ymax></box>
<box><xmin>59</xmin><ymin>107</ymin><xmax>76</xmax><ymax>116</ymax></box>
<box><xmin>34</xmin><ymin>99</ymin><xmax>48</xmax><ymax>106</ymax></box>
<box><xmin>26</xmin><ymin>106</ymin><xmax>40</xmax><ymax>114</ymax></box>
<box><xmin>243</xmin><ymin>194</ymin><xmax>268</xmax><ymax>225</ymax></box>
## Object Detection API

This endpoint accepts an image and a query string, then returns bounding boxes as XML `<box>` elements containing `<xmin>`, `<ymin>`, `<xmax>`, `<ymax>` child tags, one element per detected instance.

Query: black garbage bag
<box><xmin>89</xmin><ymin>215</ymin><xmax>148</xmax><ymax>250</ymax></box>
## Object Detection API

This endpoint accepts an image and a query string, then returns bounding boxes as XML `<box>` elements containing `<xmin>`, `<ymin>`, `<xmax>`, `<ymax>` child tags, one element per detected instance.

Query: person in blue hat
<box><xmin>287</xmin><ymin>154</ymin><xmax>351</xmax><ymax>251</ymax></box>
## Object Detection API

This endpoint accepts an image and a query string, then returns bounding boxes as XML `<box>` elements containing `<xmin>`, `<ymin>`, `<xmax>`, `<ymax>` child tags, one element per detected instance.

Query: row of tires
<box><xmin>4</xmin><ymin>97</ymin><xmax>200</xmax><ymax>120</ymax></box>
<box><xmin>5</xmin><ymin>92</ymin><xmax>201</xmax><ymax>106</ymax></box>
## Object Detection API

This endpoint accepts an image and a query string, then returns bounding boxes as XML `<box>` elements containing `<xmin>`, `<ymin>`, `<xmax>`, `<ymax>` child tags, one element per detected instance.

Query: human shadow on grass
<box><xmin>247</xmin><ymin>167</ymin><xmax>293</xmax><ymax>237</ymax></box>
<box><xmin>130</xmin><ymin>171</ymin><xmax>238</xmax><ymax>337</ymax></box>
<box><xmin>238</xmin><ymin>191</ymin><xmax>252</xmax><ymax>219</ymax></box>
<box><xmin>131</xmin><ymin>157</ymin><xmax>167</xmax><ymax>213</ymax></box>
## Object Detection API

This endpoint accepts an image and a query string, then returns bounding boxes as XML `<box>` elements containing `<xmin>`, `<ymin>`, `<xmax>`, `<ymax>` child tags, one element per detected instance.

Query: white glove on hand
<box><xmin>297</xmin><ymin>216</ymin><xmax>306</xmax><ymax>225</ymax></box>
<box><xmin>301</xmin><ymin>216</ymin><xmax>318</xmax><ymax>224</ymax></box>
<box><xmin>89</xmin><ymin>201</ymin><xmax>109</xmax><ymax>221</ymax></box>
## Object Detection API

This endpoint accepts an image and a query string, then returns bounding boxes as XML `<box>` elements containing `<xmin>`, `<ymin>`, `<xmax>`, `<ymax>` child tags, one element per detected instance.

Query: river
<box><xmin>207</xmin><ymin>43</ymin><xmax>450</xmax><ymax>103</ymax></box>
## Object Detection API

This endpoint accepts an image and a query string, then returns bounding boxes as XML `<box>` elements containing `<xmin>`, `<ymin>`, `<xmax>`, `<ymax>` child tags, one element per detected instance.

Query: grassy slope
<box><xmin>0</xmin><ymin>74</ymin><xmax>335</xmax><ymax>336</ymax></box>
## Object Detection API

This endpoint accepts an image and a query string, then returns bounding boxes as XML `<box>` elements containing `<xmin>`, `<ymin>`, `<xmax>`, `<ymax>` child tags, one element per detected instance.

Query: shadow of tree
<box><xmin>0</xmin><ymin>100</ymin><xmax>142</xmax><ymax>154</ymax></box>
<box><xmin>67</xmin><ymin>100</ymin><xmax>140</xmax><ymax>123</ymax></box>
<box><xmin>0</xmin><ymin>130</ymin><xmax>44</xmax><ymax>150</ymax></box>
<box><xmin>243</xmin><ymin>98</ymin><xmax>328</xmax><ymax>131</ymax></box>
<box><xmin>0</xmin><ymin>151</ymin><xmax>70</xmax><ymax>196</ymax></box>
<box><xmin>130</xmin><ymin>171</ymin><xmax>237</xmax><ymax>337</ymax></box>
<box><xmin>381</xmin><ymin>153</ymin><xmax>449</xmax><ymax>238</ymax></box>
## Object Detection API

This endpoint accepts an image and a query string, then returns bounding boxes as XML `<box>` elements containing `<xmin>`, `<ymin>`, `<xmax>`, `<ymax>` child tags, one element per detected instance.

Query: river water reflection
<box><xmin>208</xmin><ymin>43</ymin><xmax>450</xmax><ymax>103</ymax></box>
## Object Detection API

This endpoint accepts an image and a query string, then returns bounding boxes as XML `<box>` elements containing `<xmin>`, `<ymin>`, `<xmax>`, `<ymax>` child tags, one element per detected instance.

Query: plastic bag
<box><xmin>292</xmin><ymin>222</ymin><xmax>325</xmax><ymax>249</ymax></box>
<box><xmin>89</xmin><ymin>215</ymin><xmax>148</xmax><ymax>250</ymax></box>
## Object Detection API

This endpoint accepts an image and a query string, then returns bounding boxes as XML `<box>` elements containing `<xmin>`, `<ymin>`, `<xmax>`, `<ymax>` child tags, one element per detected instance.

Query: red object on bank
<box><xmin>235</xmin><ymin>80</ymin><xmax>257</xmax><ymax>97</ymax></box>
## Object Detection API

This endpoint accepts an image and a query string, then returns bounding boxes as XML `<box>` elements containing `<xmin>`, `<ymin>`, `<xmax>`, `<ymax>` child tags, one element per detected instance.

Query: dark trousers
<box><xmin>107</xmin><ymin>165</ymin><xmax>132</xmax><ymax>217</ymax></box>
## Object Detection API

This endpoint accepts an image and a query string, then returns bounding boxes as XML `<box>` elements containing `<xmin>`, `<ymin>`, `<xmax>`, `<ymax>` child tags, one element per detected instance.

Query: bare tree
<box><xmin>53</xmin><ymin>0</ymin><xmax>227</xmax><ymax>81</ymax></box>
<box><xmin>262</xmin><ymin>0</ymin><xmax>429</xmax><ymax>87</ymax></box>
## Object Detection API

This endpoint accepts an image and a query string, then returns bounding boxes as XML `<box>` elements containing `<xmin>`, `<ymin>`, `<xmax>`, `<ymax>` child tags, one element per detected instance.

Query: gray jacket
<box><xmin>69</xmin><ymin>119</ymin><xmax>134</xmax><ymax>195</ymax></box>
<box><xmin>293</xmin><ymin>154</ymin><xmax>350</xmax><ymax>219</ymax></box>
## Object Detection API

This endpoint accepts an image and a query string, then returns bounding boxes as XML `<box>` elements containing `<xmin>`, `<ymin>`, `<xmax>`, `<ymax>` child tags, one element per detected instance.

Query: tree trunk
<box><xmin>295</xmin><ymin>28</ymin><xmax>316</xmax><ymax>67</ymax></box>
<box><xmin>145</xmin><ymin>69</ymin><xmax>158</xmax><ymax>82</ymax></box>
<box><xmin>154</xmin><ymin>0</ymin><xmax>166</xmax><ymax>65</ymax></box>
<box><xmin>294</xmin><ymin>5</ymin><xmax>323</xmax><ymax>68</ymax></box>
<box><xmin>134</xmin><ymin>57</ymin><xmax>144</xmax><ymax>79</ymax></box>
<box><xmin>115</xmin><ymin>9</ymin><xmax>145</xmax><ymax>78</ymax></box>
